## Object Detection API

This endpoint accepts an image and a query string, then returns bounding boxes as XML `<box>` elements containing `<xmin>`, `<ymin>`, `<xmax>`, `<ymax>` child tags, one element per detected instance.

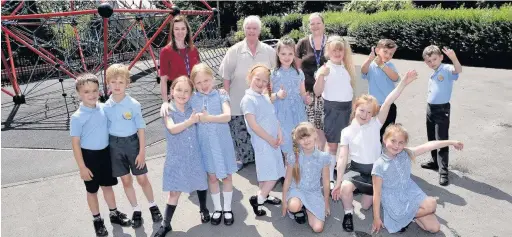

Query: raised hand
<box><xmin>403</xmin><ymin>70</ymin><xmax>418</xmax><ymax>85</ymax></box>
<box><xmin>442</xmin><ymin>47</ymin><xmax>457</xmax><ymax>60</ymax></box>
<box><xmin>369</xmin><ymin>46</ymin><xmax>376</xmax><ymax>60</ymax></box>
<box><xmin>374</xmin><ymin>55</ymin><xmax>383</xmax><ymax>66</ymax></box>
<box><xmin>277</xmin><ymin>85</ymin><xmax>287</xmax><ymax>99</ymax></box>
<box><xmin>318</xmin><ymin>64</ymin><xmax>330</xmax><ymax>77</ymax></box>
<box><xmin>452</xmin><ymin>141</ymin><xmax>464</xmax><ymax>150</ymax></box>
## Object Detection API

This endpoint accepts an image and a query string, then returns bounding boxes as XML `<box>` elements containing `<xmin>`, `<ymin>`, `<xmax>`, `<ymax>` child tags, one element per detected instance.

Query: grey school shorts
<box><xmin>109</xmin><ymin>133</ymin><xmax>148</xmax><ymax>177</ymax></box>
<box><xmin>323</xmin><ymin>99</ymin><xmax>352</xmax><ymax>143</ymax></box>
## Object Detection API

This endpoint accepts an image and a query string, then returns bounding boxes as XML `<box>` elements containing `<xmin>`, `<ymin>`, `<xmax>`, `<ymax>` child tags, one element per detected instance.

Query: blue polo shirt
<box><xmin>362</xmin><ymin>61</ymin><xmax>398</xmax><ymax>105</ymax></box>
<box><xmin>427</xmin><ymin>64</ymin><xmax>459</xmax><ymax>104</ymax></box>
<box><xmin>70</xmin><ymin>102</ymin><xmax>109</xmax><ymax>150</ymax></box>
<box><xmin>104</xmin><ymin>94</ymin><xmax>146</xmax><ymax>137</ymax></box>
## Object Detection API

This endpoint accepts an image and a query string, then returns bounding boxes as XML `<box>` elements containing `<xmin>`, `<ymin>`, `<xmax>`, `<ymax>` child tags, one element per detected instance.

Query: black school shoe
<box><xmin>249</xmin><ymin>196</ymin><xmax>267</xmax><ymax>216</ymax></box>
<box><xmin>264</xmin><ymin>195</ymin><xmax>282</xmax><ymax>205</ymax></box>
<box><xmin>110</xmin><ymin>210</ymin><xmax>131</xmax><ymax>226</ymax></box>
<box><xmin>154</xmin><ymin>225</ymin><xmax>172</xmax><ymax>237</ymax></box>
<box><xmin>131</xmin><ymin>211</ymin><xmax>143</xmax><ymax>228</ymax></box>
<box><xmin>93</xmin><ymin>218</ymin><xmax>108</xmax><ymax>236</ymax></box>
<box><xmin>211</xmin><ymin>210</ymin><xmax>223</xmax><ymax>225</ymax></box>
<box><xmin>223</xmin><ymin>211</ymin><xmax>234</xmax><ymax>226</ymax></box>
<box><xmin>421</xmin><ymin>161</ymin><xmax>439</xmax><ymax>171</ymax></box>
<box><xmin>200</xmin><ymin>208</ymin><xmax>211</xmax><ymax>223</ymax></box>
<box><xmin>342</xmin><ymin>213</ymin><xmax>354</xmax><ymax>232</ymax></box>
<box><xmin>150</xmin><ymin>206</ymin><xmax>163</xmax><ymax>222</ymax></box>
<box><xmin>292</xmin><ymin>208</ymin><xmax>307</xmax><ymax>224</ymax></box>
<box><xmin>439</xmin><ymin>175</ymin><xmax>449</xmax><ymax>186</ymax></box>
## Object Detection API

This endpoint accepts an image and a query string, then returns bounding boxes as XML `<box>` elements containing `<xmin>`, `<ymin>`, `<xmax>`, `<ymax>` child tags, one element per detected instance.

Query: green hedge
<box><xmin>282</xmin><ymin>13</ymin><xmax>303</xmax><ymax>35</ymax></box>
<box><xmin>347</xmin><ymin>7</ymin><xmax>512</xmax><ymax>68</ymax></box>
<box><xmin>262</xmin><ymin>15</ymin><xmax>282</xmax><ymax>39</ymax></box>
<box><xmin>231</xmin><ymin>7</ymin><xmax>512</xmax><ymax>68</ymax></box>
<box><xmin>343</xmin><ymin>0</ymin><xmax>414</xmax><ymax>14</ymax></box>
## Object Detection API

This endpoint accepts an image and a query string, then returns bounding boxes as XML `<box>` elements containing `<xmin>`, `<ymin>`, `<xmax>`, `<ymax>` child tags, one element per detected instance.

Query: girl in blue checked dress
<box><xmin>270</xmin><ymin>37</ymin><xmax>309</xmax><ymax>158</ymax></box>
<box><xmin>155</xmin><ymin>76</ymin><xmax>209</xmax><ymax>237</ymax></box>
<box><xmin>241</xmin><ymin>64</ymin><xmax>286</xmax><ymax>217</ymax></box>
<box><xmin>189</xmin><ymin>63</ymin><xmax>237</xmax><ymax>226</ymax></box>
<box><xmin>281</xmin><ymin>122</ymin><xmax>331</xmax><ymax>233</ymax></box>
<box><xmin>371</xmin><ymin>124</ymin><xmax>464</xmax><ymax>234</ymax></box>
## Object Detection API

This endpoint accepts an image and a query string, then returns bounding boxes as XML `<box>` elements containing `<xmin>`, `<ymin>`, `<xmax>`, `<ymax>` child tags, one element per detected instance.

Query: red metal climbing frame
<box><xmin>1</xmin><ymin>0</ymin><xmax>216</xmax><ymax>103</ymax></box>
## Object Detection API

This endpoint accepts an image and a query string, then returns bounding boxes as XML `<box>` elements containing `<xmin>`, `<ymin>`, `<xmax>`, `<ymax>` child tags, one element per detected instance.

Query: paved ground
<box><xmin>2</xmin><ymin>54</ymin><xmax>512</xmax><ymax>237</ymax></box>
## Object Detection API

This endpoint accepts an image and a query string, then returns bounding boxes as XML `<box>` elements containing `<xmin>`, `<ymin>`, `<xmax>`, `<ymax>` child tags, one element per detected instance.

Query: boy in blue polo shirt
<box><xmin>420</xmin><ymin>45</ymin><xmax>462</xmax><ymax>186</ymax></box>
<box><xmin>361</xmin><ymin>39</ymin><xmax>400</xmax><ymax>142</ymax></box>
<box><xmin>70</xmin><ymin>73</ymin><xmax>131</xmax><ymax>236</ymax></box>
<box><xmin>104</xmin><ymin>64</ymin><xmax>162</xmax><ymax>228</ymax></box>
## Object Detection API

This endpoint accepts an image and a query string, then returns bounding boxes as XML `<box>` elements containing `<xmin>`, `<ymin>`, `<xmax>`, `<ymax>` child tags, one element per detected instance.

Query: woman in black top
<box><xmin>295</xmin><ymin>12</ymin><xmax>328</xmax><ymax>151</ymax></box>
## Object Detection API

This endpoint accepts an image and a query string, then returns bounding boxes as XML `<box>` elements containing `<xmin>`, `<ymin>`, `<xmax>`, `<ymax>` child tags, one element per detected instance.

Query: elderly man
<box><xmin>219</xmin><ymin>15</ymin><xmax>277</xmax><ymax>168</ymax></box>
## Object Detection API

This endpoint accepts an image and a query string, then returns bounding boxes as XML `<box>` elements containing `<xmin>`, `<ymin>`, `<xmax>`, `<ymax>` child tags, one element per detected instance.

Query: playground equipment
<box><xmin>1</xmin><ymin>0</ymin><xmax>224</xmax><ymax>118</ymax></box>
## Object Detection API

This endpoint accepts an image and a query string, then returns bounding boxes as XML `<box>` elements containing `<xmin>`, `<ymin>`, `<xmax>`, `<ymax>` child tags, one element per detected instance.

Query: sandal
<box><xmin>210</xmin><ymin>210</ymin><xmax>223</xmax><ymax>225</ymax></box>
<box><xmin>249</xmin><ymin>196</ymin><xmax>267</xmax><ymax>216</ymax></box>
<box><xmin>264</xmin><ymin>195</ymin><xmax>282</xmax><ymax>205</ymax></box>
<box><xmin>223</xmin><ymin>211</ymin><xmax>234</xmax><ymax>226</ymax></box>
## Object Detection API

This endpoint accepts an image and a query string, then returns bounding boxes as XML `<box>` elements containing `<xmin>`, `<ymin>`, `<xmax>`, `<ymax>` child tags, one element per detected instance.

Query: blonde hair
<box><xmin>324</xmin><ymin>35</ymin><xmax>356</xmax><ymax>93</ymax></box>
<box><xmin>291</xmin><ymin>122</ymin><xmax>317</xmax><ymax>184</ymax></box>
<box><xmin>422</xmin><ymin>45</ymin><xmax>442</xmax><ymax>59</ymax></box>
<box><xmin>383</xmin><ymin>124</ymin><xmax>415</xmax><ymax>160</ymax></box>
<box><xmin>106</xmin><ymin>63</ymin><xmax>130</xmax><ymax>84</ymax></box>
<box><xmin>189</xmin><ymin>63</ymin><xmax>214</xmax><ymax>85</ymax></box>
<box><xmin>308</xmin><ymin>12</ymin><xmax>324</xmax><ymax>24</ymax></box>
<box><xmin>246</xmin><ymin>63</ymin><xmax>272</xmax><ymax>97</ymax></box>
<box><xmin>350</xmin><ymin>94</ymin><xmax>379</xmax><ymax>120</ymax></box>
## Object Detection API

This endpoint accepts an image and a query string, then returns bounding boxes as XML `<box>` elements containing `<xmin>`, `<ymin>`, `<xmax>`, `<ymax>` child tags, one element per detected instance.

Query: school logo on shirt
<box><xmin>122</xmin><ymin>111</ymin><xmax>132</xmax><ymax>120</ymax></box>
<box><xmin>438</xmin><ymin>75</ymin><xmax>444</xmax><ymax>81</ymax></box>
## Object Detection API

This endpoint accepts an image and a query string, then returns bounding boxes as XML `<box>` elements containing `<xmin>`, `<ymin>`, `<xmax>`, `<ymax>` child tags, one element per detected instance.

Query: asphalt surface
<box><xmin>2</xmin><ymin>54</ymin><xmax>512</xmax><ymax>236</ymax></box>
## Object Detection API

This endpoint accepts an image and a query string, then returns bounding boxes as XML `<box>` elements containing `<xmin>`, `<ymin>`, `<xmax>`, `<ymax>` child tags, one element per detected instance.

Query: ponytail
<box><xmin>292</xmin><ymin>141</ymin><xmax>301</xmax><ymax>184</ymax></box>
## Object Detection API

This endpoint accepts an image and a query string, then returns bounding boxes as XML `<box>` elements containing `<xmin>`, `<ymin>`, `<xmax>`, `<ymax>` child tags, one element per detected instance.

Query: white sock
<box><xmin>148</xmin><ymin>201</ymin><xmax>156</xmax><ymax>208</ymax></box>
<box><xmin>133</xmin><ymin>204</ymin><xmax>141</xmax><ymax>212</ymax></box>
<box><xmin>330</xmin><ymin>154</ymin><xmax>336</xmax><ymax>182</ymax></box>
<box><xmin>257</xmin><ymin>194</ymin><xmax>266</xmax><ymax>211</ymax></box>
<box><xmin>223</xmin><ymin>191</ymin><xmax>233</xmax><ymax>219</ymax></box>
<box><xmin>345</xmin><ymin>209</ymin><xmax>354</xmax><ymax>215</ymax></box>
<box><xmin>211</xmin><ymin>192</ymin><xmax>222</xmax><ymax>219</ymax></box>
<box><xmin>211</xmin><ymin>192</ymin><xmax>222</xmax><ymax>211</ymax></box>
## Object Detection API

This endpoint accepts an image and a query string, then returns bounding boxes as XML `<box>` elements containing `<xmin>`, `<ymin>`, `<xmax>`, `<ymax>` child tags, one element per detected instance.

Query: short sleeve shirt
<box><xmin>104</xmin><ymin>94</ymin><xmax>146</xmax><ymax>137</ymax></box>
<box><xmin>70</xmin><ymin>103</ymin><xmax>109</xmax><ymax>150</ymax></box>
<box><xmin>427</xmin><ymin>64</ymin><xmax>459</xmax><ymax>104</ymax></box>
<box><xmin>361</xmin><ymin>61</ymin><xmax>398</xmax><ymax>105</ymax></box>
<box><xmin>218</xmin><ymin>40</ymin><xmax>276</xmax><ymax>116</ymax></box>
<box><xmin>340</xmin><ymin>117</ymin><xmax>382</xmax><ymax>164</ymax></box>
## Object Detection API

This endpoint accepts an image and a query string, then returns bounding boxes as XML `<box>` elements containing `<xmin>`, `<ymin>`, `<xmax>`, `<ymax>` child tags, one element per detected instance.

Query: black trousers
<box><xmin>426</xmin><ymin>103</ymin><xmax>451</xmax><ymax>175</ymax></box>
<box><xmin>380</xmin><ymin>103</ymin><xmax>397</xmax><ymax>142</ymax></box>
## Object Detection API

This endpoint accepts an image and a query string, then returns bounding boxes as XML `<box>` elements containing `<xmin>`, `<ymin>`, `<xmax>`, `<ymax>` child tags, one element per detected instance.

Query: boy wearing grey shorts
<box><xmin>103</xmin><ymin>64</ymin><xmax>162</xmax><ymax>228</ymax></box>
